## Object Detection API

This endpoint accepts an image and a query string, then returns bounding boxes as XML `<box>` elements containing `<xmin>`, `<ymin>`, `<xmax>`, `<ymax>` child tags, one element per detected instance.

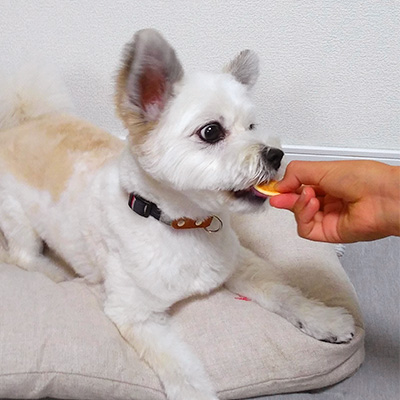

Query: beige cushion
<box><xmin>0</xmin><ymin>208</ymin><xmax>364</xmax><ymax>399</ymax></box>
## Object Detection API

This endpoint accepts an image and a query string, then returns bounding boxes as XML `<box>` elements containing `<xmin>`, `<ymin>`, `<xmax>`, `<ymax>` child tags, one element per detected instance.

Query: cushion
<box><xmin>0</xmin><ymin>207</ymin><xmax>364</xmax><ymax>399</ymax></box>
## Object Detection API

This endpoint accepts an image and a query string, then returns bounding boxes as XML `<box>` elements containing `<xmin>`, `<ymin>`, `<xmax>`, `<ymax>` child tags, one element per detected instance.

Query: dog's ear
<box><xmin>115</xmin><ymin>29</ymin><xmax>183</xmax><ymax>124</ymax></box>
<box><xmin>223</xmin><ymin>50</ymin><xmax>259</xmax><ymax>88</ymax></box>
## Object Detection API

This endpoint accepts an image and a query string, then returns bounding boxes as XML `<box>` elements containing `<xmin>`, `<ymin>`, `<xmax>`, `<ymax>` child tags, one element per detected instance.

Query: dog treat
<box><xmin>253</xmin><ymin>180</ymin><xmax>280</xmax><ymax>196</ymax></box>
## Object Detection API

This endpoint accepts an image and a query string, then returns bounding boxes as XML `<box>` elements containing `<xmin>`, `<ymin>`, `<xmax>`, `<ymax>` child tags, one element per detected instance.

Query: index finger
<box><xmin>275</xmin><ymin>161</ymin><xmax>331</xmax><ymax>193</ymax></box>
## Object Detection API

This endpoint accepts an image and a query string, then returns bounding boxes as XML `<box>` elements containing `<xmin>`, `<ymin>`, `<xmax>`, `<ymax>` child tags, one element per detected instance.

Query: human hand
<box><xmin>270</xmin><ymin>160</ymin><xmax>400</xmax><ymax>243</ymax></box>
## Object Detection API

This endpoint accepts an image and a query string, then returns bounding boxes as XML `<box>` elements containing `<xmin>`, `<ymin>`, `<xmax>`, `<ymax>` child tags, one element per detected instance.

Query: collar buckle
<box><xmin>128</xmin><ymin>193</ymin><xmax>161</xmax><ymax>220</ymax></box>
<box><xmin>137</xmin><ymin>197</ymin><xmax>153</xmax><ymax>218</ymax></box>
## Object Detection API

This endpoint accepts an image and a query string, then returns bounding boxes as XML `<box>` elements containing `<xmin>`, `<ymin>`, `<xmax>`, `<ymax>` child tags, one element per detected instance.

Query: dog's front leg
<box><xmin>104</xmin><ymin>298</ymin><xmax>218</xmax><ymax>400</ymax></box>
<box><xmin>225</xmin><ymin>246</ymin><xmax>355</xmax><ymax>344</ymax></box>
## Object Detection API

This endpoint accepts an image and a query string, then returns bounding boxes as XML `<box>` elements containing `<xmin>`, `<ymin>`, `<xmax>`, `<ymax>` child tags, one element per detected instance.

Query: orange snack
<box><xmin>254</xmin><ymin>180</ymin><xmax>280</xmax><ymax>196</ymax></box>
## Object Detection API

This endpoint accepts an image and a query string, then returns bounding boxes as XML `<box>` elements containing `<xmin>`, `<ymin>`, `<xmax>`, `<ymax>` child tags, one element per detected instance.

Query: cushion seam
<box><xmin>0</xmin><ymin>329</ymin><xmax>365</xmax><ymax>398</ymax></box>
<box><xmin>0</xmin><ymin>370</ymin><xmax>164</xmax><ymax>396</ymax></box>
<box><xmin>218</xmin><ymin>328</ymin><xmax>365</xmax><ymax>395</ymax></box>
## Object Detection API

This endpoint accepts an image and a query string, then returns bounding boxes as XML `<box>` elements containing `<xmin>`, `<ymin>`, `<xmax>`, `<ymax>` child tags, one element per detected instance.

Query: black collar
<box><xmin>128</xmin><ymin>193</ymin><xmax>222</xmax><ymax>232</ymax></box>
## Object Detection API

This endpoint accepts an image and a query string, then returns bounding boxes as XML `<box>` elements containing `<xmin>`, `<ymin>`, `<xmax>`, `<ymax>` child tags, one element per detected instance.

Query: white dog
<box><xmin>0</xmin><ymin>29</ymin><xmax>354</xmax><ymax>400</ymax></box>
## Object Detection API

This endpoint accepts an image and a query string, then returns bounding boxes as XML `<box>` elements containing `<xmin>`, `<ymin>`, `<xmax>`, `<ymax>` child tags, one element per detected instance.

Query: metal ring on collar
<box><xmin>204</xmin><ymin>215</ymin><xmax>223</xmax><ymax>233</ymax></box>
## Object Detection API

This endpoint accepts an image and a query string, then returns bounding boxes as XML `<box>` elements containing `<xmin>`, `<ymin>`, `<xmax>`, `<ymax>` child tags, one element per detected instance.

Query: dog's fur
<box><xmin>0</xmin><ymin>30</ymin><xmax>355</xmax><ymax>400</ymax></box>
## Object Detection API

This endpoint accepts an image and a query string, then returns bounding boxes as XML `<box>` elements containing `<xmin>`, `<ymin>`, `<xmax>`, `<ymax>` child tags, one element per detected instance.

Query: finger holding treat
<box><xmin>269</xmin><ymin>159</ymin><xmax>400</xmax><ymax>243</ymax></box>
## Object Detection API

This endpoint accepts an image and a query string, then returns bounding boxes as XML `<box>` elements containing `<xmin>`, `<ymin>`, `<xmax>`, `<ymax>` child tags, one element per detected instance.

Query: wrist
<box><xmin>379</xmin><ymin>166</ymin><xmax>400</xmax><ymax>237</ymax></box>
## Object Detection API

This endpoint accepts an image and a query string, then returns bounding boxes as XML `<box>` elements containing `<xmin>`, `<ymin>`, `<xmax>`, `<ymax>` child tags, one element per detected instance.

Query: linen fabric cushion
<box><xmin>0</xmin><ymin>208</ymin><xmax>364</xmax><ymax>399</ymax></box>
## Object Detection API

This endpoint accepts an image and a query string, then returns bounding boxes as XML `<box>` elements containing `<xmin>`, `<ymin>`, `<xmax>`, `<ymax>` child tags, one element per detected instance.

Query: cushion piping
<box><xmin>0</xmin><ymin>328</ymin><xmax>364</xmax><ymax>398</ymax></box>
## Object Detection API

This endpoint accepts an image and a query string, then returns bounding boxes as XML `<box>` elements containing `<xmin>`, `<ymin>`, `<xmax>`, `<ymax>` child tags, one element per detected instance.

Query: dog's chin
<box><xmin>225</xmin><ymin>186</ymin><xmax>269</xmax><ymax>213</ymax></box>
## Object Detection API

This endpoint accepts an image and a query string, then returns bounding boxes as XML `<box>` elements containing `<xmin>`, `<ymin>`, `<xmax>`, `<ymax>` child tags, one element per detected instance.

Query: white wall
<box><xmin>1</xmin><ymin>1</ymin><xmax>399</xmax><ymax>157</ymax></box>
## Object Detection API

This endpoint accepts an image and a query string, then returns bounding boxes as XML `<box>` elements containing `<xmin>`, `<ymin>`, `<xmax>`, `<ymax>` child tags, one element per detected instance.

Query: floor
<box><xmin>251</xmin><ymin>236</ymin><xmax>400</xmax><ymax>400</ymax></box>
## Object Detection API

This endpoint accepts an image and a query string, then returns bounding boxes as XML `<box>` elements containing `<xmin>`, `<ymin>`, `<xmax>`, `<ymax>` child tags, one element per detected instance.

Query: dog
<box><xmin>0</xmin><ymin>29</ymin><xmax>355</xmax><ymax>400</ymax></box>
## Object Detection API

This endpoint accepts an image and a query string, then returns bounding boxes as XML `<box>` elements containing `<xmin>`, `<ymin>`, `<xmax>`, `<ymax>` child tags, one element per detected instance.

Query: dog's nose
<box><xmin>262</xmin><ymin>147</ymin><xmax>284</xmax><ymax>170</ymax></box>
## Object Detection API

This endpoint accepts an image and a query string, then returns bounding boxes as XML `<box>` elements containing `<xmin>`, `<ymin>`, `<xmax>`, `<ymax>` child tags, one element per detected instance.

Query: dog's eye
<box><xmin>249</xmin><ymin>123</ymin><xmax>256</xmax><ymax>131</ymax></box>
<box><xmin>198</xmin><ymin>123</ymin><xmax>225</xmax><ymax>144</ymax></box>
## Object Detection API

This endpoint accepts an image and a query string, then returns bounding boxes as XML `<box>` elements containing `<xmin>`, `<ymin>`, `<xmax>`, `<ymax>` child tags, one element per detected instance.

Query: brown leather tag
<box><xmin>171</xmin><ymin>216</ymin><xmax>213</xmax><ymax>230</ymax></box>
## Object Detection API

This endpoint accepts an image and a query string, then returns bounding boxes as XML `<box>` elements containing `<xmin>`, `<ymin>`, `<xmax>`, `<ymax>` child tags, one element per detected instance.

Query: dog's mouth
<box><xmin>232</xmin><ymin>185</ymin><xmax>269</xmax><ymax>204</ymax></box>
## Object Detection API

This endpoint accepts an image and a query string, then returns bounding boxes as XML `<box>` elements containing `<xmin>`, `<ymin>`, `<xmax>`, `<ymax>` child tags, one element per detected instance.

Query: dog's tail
<box><xmin>0</xmin><ymin>63</ymin><xmax>73</xmax><ymax>131</ymax></box>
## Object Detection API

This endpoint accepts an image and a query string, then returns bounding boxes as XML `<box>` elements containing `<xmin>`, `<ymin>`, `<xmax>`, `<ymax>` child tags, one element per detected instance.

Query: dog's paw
<box><xmin>295</xmin><ymin>304</ymin><xmax>355</xmax><ymax>344</ymax></box>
